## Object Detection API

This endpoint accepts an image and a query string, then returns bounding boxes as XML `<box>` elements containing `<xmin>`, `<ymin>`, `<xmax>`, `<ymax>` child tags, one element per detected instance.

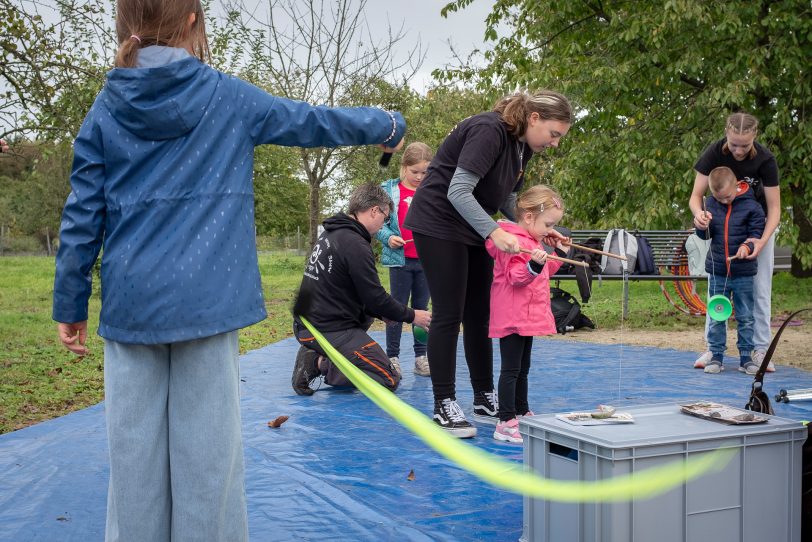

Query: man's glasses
<box><xmin>377</xmin><ymin>207</ymin><xmax>391</xmax><ymax>226</ymax></box>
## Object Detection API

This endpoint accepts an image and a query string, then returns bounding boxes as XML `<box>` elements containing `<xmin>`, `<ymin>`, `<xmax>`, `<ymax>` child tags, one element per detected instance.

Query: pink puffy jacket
<box><xmin>485</xmin><ymin>221</ymin><xmax>562</xmax><ymax>339</ymax></box>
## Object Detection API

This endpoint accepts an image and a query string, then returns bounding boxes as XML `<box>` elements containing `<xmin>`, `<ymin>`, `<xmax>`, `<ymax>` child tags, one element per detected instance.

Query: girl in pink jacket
<box><xmin>485</xmin><ymin>185</ymin><xmax>568</xmax><ymax>443</ymax></box>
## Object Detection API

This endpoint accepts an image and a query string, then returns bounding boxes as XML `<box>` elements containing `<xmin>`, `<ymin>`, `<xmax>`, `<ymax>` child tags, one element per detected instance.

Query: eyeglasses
<box><xmin>377</xmin><ymin>207</ymin><xmax>391</xmax><ymax>226</ymax></box>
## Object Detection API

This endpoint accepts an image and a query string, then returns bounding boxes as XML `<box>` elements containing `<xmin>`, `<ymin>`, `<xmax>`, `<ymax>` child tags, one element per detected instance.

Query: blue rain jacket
<box><xmin>53</xmin><ymin>54</ymin><xmax>405</xmax><ymax>344</ymax></box>
<box><xmin>375</xmin><ymin>178</ymin><xmax>406</xmax><ymax>267</ymax></box>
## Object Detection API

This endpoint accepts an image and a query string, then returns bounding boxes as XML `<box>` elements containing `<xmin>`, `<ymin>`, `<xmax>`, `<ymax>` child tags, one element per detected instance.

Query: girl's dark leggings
<box><xmin>498</xmin><ymin>333</ymin><xmax>533</xmax><ymax>421</ymax></box>
<box><xmin>413</xmin><ymin>232</ymin><xmax>494</xmax><ymax>401</ymax></box>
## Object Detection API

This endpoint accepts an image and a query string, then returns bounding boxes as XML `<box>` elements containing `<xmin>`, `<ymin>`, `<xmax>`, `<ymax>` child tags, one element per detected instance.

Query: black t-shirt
<box><xmin>694</xmin><ymin>138</ymin><xmax>779</xmax><ymax>214</ymax></box>
<box><xmin>403</xmin><ymin>111</ymin><xmax>532</xmax><ymax>246</ymax></box>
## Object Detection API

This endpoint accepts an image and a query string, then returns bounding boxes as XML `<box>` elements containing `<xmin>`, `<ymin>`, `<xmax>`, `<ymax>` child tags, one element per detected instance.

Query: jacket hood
<box><xmin>323</xmin><ymin>212</ymin><xmax>371</xmax><ymax>242</ymax></box>
<box><xmin>732</xmin><ymin>181</ymin><xmax>754</xmax><ymax>202</ymax></box>
<box><xmin>102</xmin><ymin>57</ymin><xmax>219</xmax><ymax>140</ymax></box>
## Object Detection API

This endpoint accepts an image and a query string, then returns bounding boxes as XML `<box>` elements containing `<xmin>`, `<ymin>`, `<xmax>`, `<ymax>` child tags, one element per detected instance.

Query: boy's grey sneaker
<box><xmin>472</xmin><ymin>390</ymin><xmax>499</xmax><ymax>425</ymax></box>
<box><xmin>414</xmin><ymin>355</ymin><xmax>430</xmax><ymax>377</ymax></box>
<box><xmin>292</xmin><ymin>346</ymin><xmax>321</xmax><ymax>396</ymax></box>
<box><xmin>739</xmin><ymin>361</ymin><xmax>759</xmax><ymax>375</ymax></box>
<box><xmin>433</xmin><ymin>398</ymin><xmax>477</xmax><ymax>438</ymax></box>
<box><xmin>704</xmin><ymin>355</ymin><xmax>724</xmax><ymax>374</ymax></box>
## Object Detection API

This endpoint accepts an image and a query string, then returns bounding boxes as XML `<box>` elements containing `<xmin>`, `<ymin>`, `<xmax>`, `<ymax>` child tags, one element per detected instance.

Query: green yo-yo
<box><xmin>707</xmin><ymin>294</ymin><xmax>733</xmax><ymax>322</ymax></box>
<box><xmin>413</xmin><ymin>326</ymin><xmax>428</xmax><ymax>345</ymax></box>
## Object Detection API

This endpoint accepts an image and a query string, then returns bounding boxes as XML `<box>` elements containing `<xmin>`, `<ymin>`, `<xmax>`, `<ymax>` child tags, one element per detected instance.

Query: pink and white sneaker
<box><xmin>494</xmin><ymin>418</ymin><xmax>523</xmax><ymax>444</ymax></box>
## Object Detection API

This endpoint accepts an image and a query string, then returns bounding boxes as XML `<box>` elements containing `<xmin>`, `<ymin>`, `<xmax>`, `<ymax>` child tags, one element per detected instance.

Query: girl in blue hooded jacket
<box><xmin>376</xmin><ymin>142</ymin><xmax>434</xmax><ymax>377</ymax></box>
<box><xmin>52</xmin><ymin>1</ymin><xmax>405</xmax><ymax>540</ymax></box>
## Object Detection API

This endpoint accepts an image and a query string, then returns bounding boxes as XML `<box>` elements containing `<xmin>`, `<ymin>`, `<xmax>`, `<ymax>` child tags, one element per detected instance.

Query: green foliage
<box><xmin>440</xmin><ymin>0</ymin><xmax>812</xmax><ymax>272</ymax></box>
<box><xmin>252</xmin><ymin>145</ymin><xmax>309</xmax><ymax>236</ymax></box>
<box><xmin>1</xmin><ymin>0</ymin><xmax>111</xmax><ymax>140</ymax></box>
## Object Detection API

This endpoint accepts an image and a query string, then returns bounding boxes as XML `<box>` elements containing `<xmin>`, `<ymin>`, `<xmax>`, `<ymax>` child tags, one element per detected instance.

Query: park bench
<box><xmin>554</xmin><ymin>229</ymin><xmax>791</xmax><ymax>318</ymax></box>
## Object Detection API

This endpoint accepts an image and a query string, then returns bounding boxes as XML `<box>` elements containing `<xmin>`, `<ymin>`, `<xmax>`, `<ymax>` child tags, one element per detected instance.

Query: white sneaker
<box><xmin>389</xmin><ymin>356</ymin><xmax>401</xmax><ymax>378</ymax></box>
<box><xmin>752</xmin><ymin>350</ymin><xmax>775</xmax><ymax>373</ymax></box>
<box><xmin>694</xmin><ymin>351</ymin><xmax>713</xmax><ymax>369</ymax></box>
<box><xmin>414</xmin><ymin>355</ymin><xmax>430</xmax><ymax>377</ymax></box>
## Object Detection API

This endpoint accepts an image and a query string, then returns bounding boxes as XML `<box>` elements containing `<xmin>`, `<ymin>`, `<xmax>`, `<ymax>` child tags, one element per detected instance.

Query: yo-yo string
<box><xmin>570</xmin><ymin>243</ymin><xmax>623</xmax><ymax>401</ymax></box>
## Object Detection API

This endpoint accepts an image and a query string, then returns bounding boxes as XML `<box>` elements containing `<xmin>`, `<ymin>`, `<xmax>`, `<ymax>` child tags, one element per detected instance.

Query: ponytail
<box><xmin>115</xmin><ymin>36</ymin><xmax>141</xmax><ymax>68</ymax></box>
<box><xmin>493</xmin><ymin>90</ymin><xmax>573</xmax><ymax>137</ymax></box>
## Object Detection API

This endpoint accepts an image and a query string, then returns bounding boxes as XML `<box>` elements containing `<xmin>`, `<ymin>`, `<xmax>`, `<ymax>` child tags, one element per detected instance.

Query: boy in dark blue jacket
<box><xmin>694</xmin><ymin>166</ymin><xmax>765</xmax><ymax>375</ymax></box>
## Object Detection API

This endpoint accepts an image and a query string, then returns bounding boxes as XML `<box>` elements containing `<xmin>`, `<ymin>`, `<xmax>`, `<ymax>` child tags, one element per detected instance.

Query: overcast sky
<box><xmin>364</xmin><ymin>1</ymin><xmax>496</xmax><ymax>92</ymax></box>
<box><xmin>233</xmin><ymin>0</ymin><xmax>496</xmax><ymax>93</ymax></box>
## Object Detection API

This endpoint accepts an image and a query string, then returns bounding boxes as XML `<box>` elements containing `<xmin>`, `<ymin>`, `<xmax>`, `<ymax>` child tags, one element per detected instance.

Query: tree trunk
<box><xmin>308</xmin><ymin>180</ymin><xmax>320</xmax><ymax>249</ymax></box>
<box><xmin>790</xmin><ymin>185</ymin><xmax>812</xmax><ymax>277</ymax></box>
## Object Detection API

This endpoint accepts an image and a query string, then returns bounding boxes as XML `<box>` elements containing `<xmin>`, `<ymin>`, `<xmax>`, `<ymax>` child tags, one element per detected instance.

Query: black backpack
<box><xmin>550</xmin><ymin>287</ymin><xmax>596</xmax><ymax>334</ymax></box>
<box><xmin>633</xmin><ymin>233</ymin><xmax>659</xmax><ymax>275</ymax></box>
<box><xmin>554</xmin><ymin>237</ymin><xmax>603</xmax><ymax>302</ymax></box>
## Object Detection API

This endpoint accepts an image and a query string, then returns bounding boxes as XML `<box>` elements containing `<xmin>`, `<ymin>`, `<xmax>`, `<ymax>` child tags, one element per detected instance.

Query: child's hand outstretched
<box><xmin>388</xmin><ymin>235</ymin><xmax>405</xmax><ymax>248</ymax></box>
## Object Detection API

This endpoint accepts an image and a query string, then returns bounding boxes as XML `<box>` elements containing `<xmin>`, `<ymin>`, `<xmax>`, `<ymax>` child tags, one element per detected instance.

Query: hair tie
<box><xmin>130</xmin><ymin>35</ymin><xmax>142</xmax><ymax>44</ymax></box>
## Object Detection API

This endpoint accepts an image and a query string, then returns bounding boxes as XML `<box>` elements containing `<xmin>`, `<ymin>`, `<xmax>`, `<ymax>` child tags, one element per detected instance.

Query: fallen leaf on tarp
<box><xmin>267</xmin><ymin>416</ymin><xmax>289</xmax><ymax>428</ymax></box>
<box><xmin>407</xmin><ymin>469</ymin><xmax>415</xmax><ymax>481</ymax></box>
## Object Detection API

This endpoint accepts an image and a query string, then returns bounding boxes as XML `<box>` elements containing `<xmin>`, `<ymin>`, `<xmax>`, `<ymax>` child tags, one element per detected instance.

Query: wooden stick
<box><xmin>565</xmin><ymin>241</ymin><xmax>628</xmax><ymax>261</ymax></box>
<box><xmin>519</xmin><ymin>248</ymin><xmax>589</xmax><ymax>268</ymax></box>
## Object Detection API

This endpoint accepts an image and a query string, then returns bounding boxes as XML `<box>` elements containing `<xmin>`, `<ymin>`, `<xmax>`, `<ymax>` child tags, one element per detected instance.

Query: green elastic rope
<box><xmin>300</xmin><ymin>317</ymin><xmax>736</xmax><ymax>502</ymax></box>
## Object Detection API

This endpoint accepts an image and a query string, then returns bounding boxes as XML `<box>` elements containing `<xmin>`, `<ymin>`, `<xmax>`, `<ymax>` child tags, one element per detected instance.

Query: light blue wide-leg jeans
<box><xmin>103</xmin><ymin>331</ymin><xmax>247</xmax><ymax>542</ymax></box>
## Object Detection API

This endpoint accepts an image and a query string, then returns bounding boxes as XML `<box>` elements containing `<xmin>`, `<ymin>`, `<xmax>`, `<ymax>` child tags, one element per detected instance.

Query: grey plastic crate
<box><xmin>519</xmin><ymin>403</ymin><xmax>807</xmax><ymax>542</ymax></box>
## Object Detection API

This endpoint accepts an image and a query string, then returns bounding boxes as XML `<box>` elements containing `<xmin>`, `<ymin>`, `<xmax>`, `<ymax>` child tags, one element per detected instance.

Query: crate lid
<box><xmin>520</xmin><ymin>402</ymin><xmax>807</xmax><ymax>450</ymax></box>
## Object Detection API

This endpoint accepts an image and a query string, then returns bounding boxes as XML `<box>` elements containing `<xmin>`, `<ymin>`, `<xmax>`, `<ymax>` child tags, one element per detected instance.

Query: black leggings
<box><xmin>498</xmin><ymin>334</ymin><xmax>533</xmax><ymax>421</ymax></box>
<box><xmin>413</xmin><ymin>233</ymin><xmax>494</xmax><ymax>400</ymax></box>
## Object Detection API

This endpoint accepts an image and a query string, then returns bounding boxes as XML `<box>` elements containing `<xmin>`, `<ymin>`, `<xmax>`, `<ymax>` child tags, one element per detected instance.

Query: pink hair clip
<box><xmin>130</xmin><ymin>35</ymin><xmax>142</xmax><ymax>43</ymax></box>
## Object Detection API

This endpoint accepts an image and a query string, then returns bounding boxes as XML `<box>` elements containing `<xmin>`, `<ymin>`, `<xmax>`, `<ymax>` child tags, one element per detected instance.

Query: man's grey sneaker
<box><xmin>752</xmin><ymin>350</ymin><xmax>775</xmax><ymax>373</ymax></box>
<box><xmin>433</xmin><ymin>398</ymin><xmax>477</xmax><ymax>438</ymax></box>
<box><xmin>389</xmin><ymin>356</ymin><xmax>402</xmax><ymax>378</ymax></box>
<box><xmin>292</xmin><ymin>346</ymin><xmax>321</xmax><ymax>396</ymax></box>
<box><xmin>472</xmin><ymin>390</ymin><xmax>499</xmax><ymax>425</ymax></box>
<box><xmin>739</xmin><ymin>361</ymin><xmax>759</xmax><ymax>375</ymax></box>
<box><xmin>414</xmin><ymin>355</ymin><xmax>430</xmax><ymax>377</ymax></box>
<box><xmin>694</xmin><ymin>350</ymin><xmax>712</xmax><ymax>369</ymax></box>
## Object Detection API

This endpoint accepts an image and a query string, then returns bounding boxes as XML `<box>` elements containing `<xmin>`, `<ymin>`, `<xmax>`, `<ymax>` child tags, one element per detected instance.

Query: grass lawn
<box><xmin>1</xmin><ymin>254</ymin><xmax>809</xmax><ymax>434</ymax></box>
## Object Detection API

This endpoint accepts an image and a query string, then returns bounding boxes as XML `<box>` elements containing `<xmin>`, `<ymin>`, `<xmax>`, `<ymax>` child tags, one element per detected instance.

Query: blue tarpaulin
<box><xmin>2</xmin><ymin>333</ymin><xmax>811</xmax><ymax>541</ymax></box>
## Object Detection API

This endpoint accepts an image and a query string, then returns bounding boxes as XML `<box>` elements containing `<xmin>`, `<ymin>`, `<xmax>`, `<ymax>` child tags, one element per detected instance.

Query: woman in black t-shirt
<box><xmin>404</xmin><ymin>90</ymin><xmax>573</xmax><ymax>438</ymax></box>
<box><xmin>689</xmin><ymin>112</ymin><xmax>781</xmax><ymax>372</ymax></box>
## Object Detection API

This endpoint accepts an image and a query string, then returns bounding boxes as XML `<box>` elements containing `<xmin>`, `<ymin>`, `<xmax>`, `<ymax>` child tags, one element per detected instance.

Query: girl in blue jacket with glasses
<box><xmin>52</xmin><ymin>1</ymin><xmax>404</xmax><ymax>540</ymax></box>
